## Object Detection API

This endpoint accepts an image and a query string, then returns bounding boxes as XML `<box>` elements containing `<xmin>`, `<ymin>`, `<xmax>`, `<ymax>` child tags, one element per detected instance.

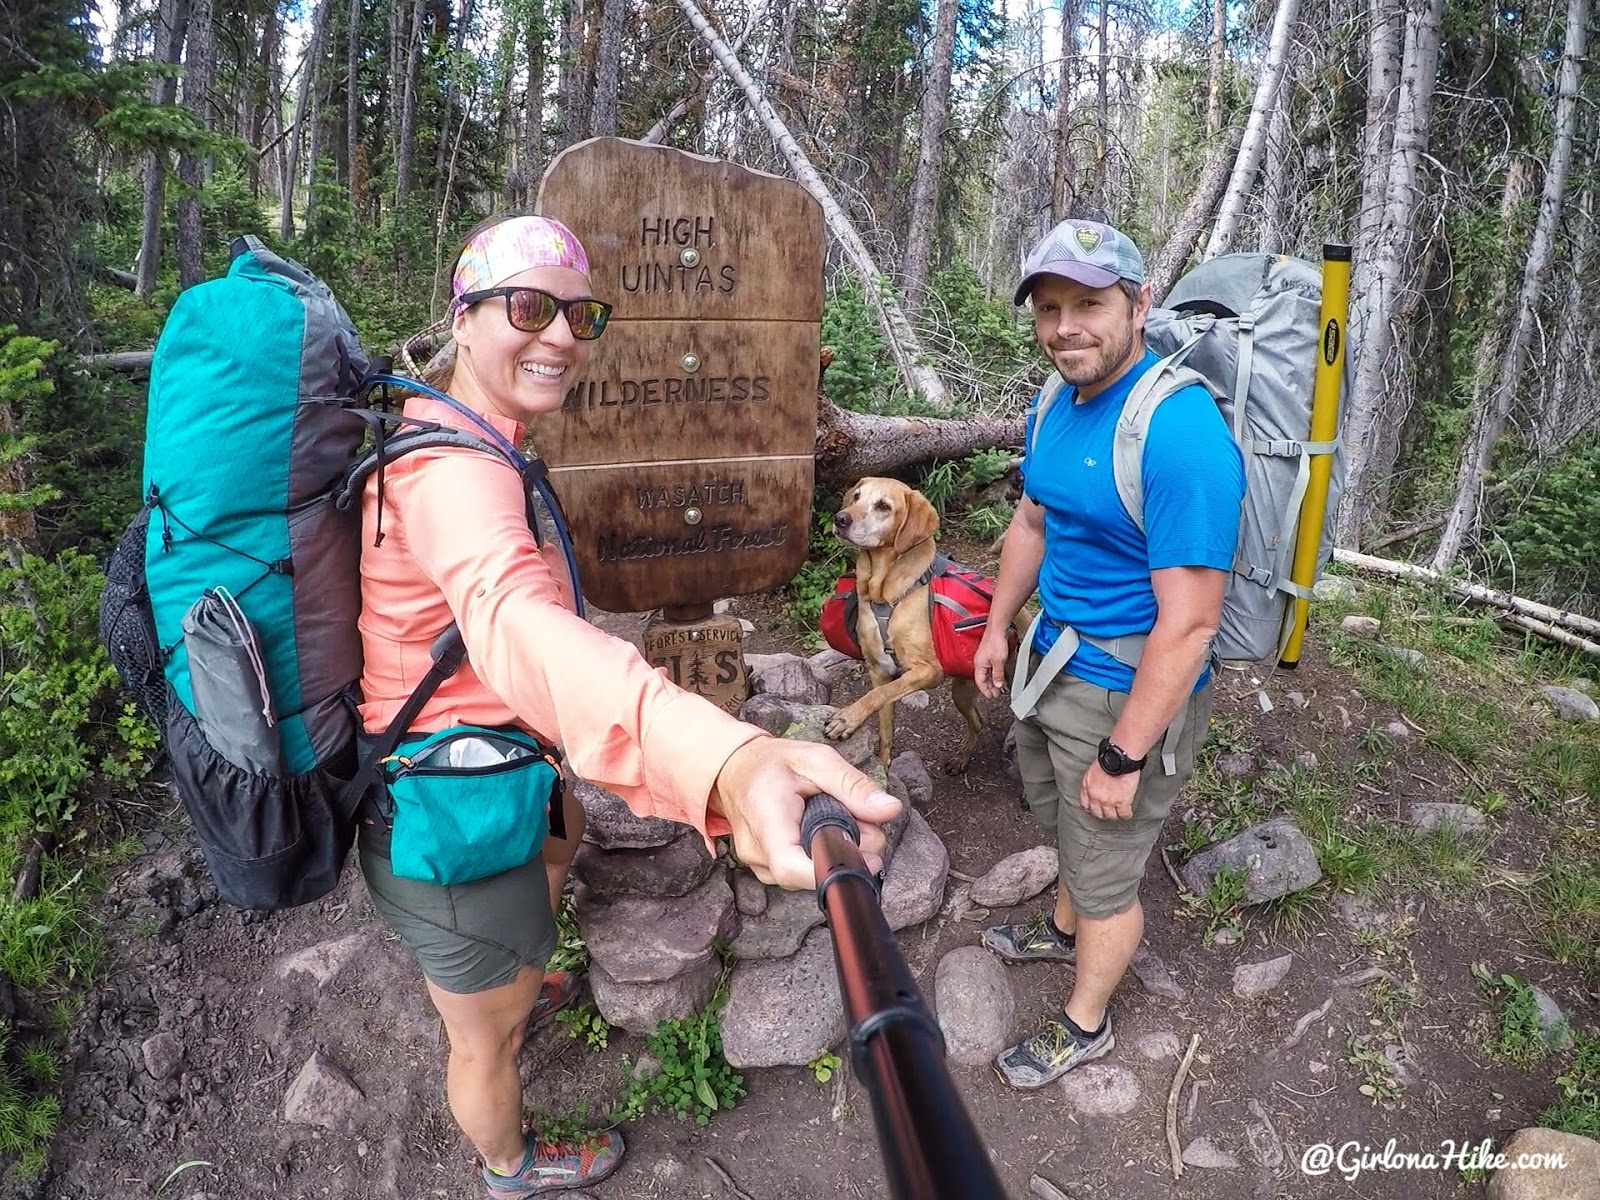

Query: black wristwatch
<box><xmin>1097</xmin><ymin>737</ymin><xmax>1147</xmax><ymax>776</ymax></box>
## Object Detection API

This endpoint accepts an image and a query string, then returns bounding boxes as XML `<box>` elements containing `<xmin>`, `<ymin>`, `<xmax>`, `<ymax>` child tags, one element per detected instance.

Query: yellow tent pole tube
<box><xmin>1280</xmin><ymin>243</ymin><xmax>1352</xmax><ymax>667</ymax></box>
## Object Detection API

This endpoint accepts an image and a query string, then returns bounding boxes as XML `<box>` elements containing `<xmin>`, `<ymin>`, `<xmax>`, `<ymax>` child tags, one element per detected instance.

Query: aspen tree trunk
<box><xmin>1256</xmin><ymin>61</ymin><xmax>1294</xmax><ymax>255</ymax></box>
<box><xmin>591</xmin><ymin>0</ymin><xmax>625</xmax><ymax>135</ymax></box>
<box><xmin>395</xmin><ymin>0</ymin><xmax>425</xmax><ymax>209</ymax></box>
<box><xmin>1052</xmin><ymin>0</ymin><xmax>1081</xmax><ymax>220</ymax></box>
<box><xmin>560</xmin><ymin>0</ymin><xmax>593</xmax><ymax>145</ymax></box>
<box><xmin>1202</xmin><ymin>0</ymin><xmax>1300</xmax><ymax>259</ymax></box>
<box><xmin>346</xmin><ymin>0</ymin><xmax>362</xmax><ymax>215</ymax></box>
<box><xmin>281</xmin><ymin>0</ymin><xmax>332</xmax><ymax>239</ymax></box>
<box><xmin>135</xmin><ymin>0</ymin><xmax>190</xmax><ymax>297</ymax></box>
<box><xmin>901</xmin><ymin>0</ymin><xmax>958</xmax><ymax>312</ymax></box>
<box><xmin>1206</xmin><ymin>0</ymin><xmax>1225</xmax><ymax>137</ymax></box>
<box><xmin>1336</xmin><ymin>0</ymin><xmax>1445</xmax><ymax>545</ymax></box>
<box><xmin>1432</xmin><ymin>0</ymin><xmax>1587</xmax><ymax>568</ymax></box>
<box><xmin>674</xmin><ymin>0</ymin><xmax>951</xmax><ymax>406</ymax></box>
<box><xmin>1349</xmin><ymin>0</ymin><xmax>1399</xmax><ymax>327</ymax></box>
<box><xmin>1538</xmin><ymin>174</ymin><xmax>1598</xmax><ymax>455</ymax></box>
<box><xmin>174</xmin><ymin>0</ymin><xmax>213</xmax><ymax>289</ymax></box>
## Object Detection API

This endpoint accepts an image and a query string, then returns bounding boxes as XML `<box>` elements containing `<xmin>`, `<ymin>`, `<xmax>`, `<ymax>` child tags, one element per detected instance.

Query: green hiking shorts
<box><xmin>357</xmin><ymin>821</ymin><xmax>556</xmax><ymax>994</ymax></box>
<box><xmin>1014</xmin><ymin>663</ymin><xmax>1213</xmax><ymax>920</ymax></box>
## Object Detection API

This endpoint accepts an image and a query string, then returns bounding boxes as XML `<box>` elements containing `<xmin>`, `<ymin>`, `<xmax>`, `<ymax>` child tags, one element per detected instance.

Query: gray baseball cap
<box><xmin>1014</xmin><ymin>220</ymin><xmax>1145</xmax><ymax>303</ymax></box>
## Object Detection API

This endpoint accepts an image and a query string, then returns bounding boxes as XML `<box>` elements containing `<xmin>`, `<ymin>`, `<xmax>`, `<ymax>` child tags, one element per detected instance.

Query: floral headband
<box><xmin>451</xmin><ymin>215</ymin><xmax>590</xmax><ymax>307</ymax></box>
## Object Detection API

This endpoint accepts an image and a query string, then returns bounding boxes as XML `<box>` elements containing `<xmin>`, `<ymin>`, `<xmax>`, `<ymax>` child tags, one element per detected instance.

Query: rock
<box><xmin>1211</xmin><ymin>927</ymin><xmax>1241</xmax><ymax>946</ymax></box>
<box><xmin>1181</xmin><ymin>1136</ymin><xmax>1241</xmax><ymax>1169</ymax></box>
<box><xmin>782</xmin><ymin>704</ymin><xmax>878</xmax><ymax>768</ymax></box>
<box><xmin>933</xmin><ymin>947</ymin><xmax>1015</xmax><ymax>1066</ymax></box>
<box><xmin>807</xmin><ymin>648</ymin><xmax>859</xmax><ymax>691</ymax></box>
<box><xmin>732</xmin><ymin>870</ymin><xmax>768</xmax><ymax>917</ymax></box>
<box><xmin>1136</xmin><ymin>1032</ymin><xmax>1181</xmax><ymax>1060</ymax></box>
<box><xmin>282</xmin><ymin>1051</ymin><xmax>363</xmax><ymax>1129</ymax></box>
<box><xmin>1294</xmin><ymin>751</ymin><xmax>1319</xmax><ymax>771</ymax></box>
<box><xmin>1181</xmin><ymin>819</ymin><xmax>1323</xmax><ymax>905</ymax></box>
<box><xmin>1284</xmin><ymin>690</ymin><xmax>1308</xmax><ymax>710</ymax></box>
<box><xmin>1232</xmin><ymin>954</ymin><xmax>1294</xmax><ymax>999</ymax></box>
<box><xmin>1530</xmin><ymin>987</ymin><xmax>1574</xmax><ymax>1051</ymax></box>
<box><xmin>745</xmin><ymin>653</ymin><xmax>830</xmax><ymax>705</ymax></box>
<box><xmin>1384</xmin><ymin>720</ymin><xmax>1413</xmax><ymax>740</ymax></box>
<box><xmin>1215</xmin><ymin>751</ymin><xmax>1256</xmax><ymax>779</ymax></box>
<box><xmin>889</xmin><ymin>751</ymin><xmax>934</xmax><ymax>810</ymax></box>
<box><xmin>589</xmin><ymin>958</ymin><xmax>721</xmax><ymax>1036</ymax></box>
<box><xmin>1572</xmin><ymin>678</ymin><xmax>1595</xmax><ymax>694</ymax></box>
<box><xmin>899</xmin><ymin>690</ymin><xmax>930</xmax><ymax>710</ymax></box>
<box><xmin>1341</xmin><ymin>615</ymin><xmax>1381</xmax><ymax>639</ymax></box>
<box><xmin>1313</xmin><ymin>576</ymin><xmax>1357</xmax><ymax>603</ymax></box>
<box><xmin>1058</xmin><ymin>1064</ymin><xmax>1141</xmax><ymax>1116</ymax></box>
<box><xmin>272</xmin><ymin>934</ymin><xmax>371</xmax><ymax>989</ymax></box>
<box><xmin>1487</xmin><ymin>1128</ymin><xmax>1600</xmax><ymax>1199</ymax></box>
<box><xmin>721</xmin><ymin>928</ymin><xmax>845</xmax><ymax>1068</ymax></box>
<box><xmin>1538</xmin><ymin>685</ymin><xmax>1600</xmax><ymax>723</ymax></box>
<box><xmin>576</xmin><ymin>872</ymin><xmax>737</xmax><ymax>983</ymax></box>
<box><xmin>1129</xmin><ymin>945</ymin><xmax>1187</xmax><ymax>1000</ymax></box>
<box><xmin>731</xmin><ymin>883</ymin><xmax>825</xmax><ymax>960</ymax></box>
<box><xmin>1376</xmin><ymin>645</ymin><xmax>1429</xmax><ymax>671</ymax></box>
<box><xmin>1406</xmin><ymin>802</ymin><xmax>1488</xmax><ymax>837</ymax></box>
<box><xmin>571</xmin><ymin>831</ymin><xmax>718</xmax><ymax>899</ymax></box>
<box><xmin>879</xmin><ymin>810</ymin><xmax>949</xmax><ymax>931</ymax></box>
<box><xmin>141</xmin><ymin>1032</ymin><xmax>183</xmax><ymax>1081</ymax></box>
<box><xmin>738</xmin><ymin>693</ymin><xmax>795</xmax><ymax>737</ymax></box>
<box><xmin>970</xmin><ymin>847</ymin><xmax>1057</xmax><ymax>908</ymax></box>
<box><xmin>576</xmin><ymin>781</ymin><xmax>683</xmax><ymax>850</ymax></box>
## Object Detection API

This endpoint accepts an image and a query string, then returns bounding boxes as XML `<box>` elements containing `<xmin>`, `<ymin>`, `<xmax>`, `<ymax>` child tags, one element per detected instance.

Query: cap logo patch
<box><xmin>1074</xmin><ymin>227</ymin><xmax>1103</xmax><ymax>253</ymax></box>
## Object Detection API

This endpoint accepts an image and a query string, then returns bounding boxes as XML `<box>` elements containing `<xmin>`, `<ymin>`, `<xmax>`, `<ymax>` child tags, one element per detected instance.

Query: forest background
<box><xmin>0</xmin><ymin>0</ymin><xmax>1596</xmax><ymax>1174</ymax></box>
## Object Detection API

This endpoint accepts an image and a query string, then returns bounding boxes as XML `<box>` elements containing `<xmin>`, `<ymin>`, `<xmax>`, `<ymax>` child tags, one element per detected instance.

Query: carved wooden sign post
<box><xmin>535</xmin><ymin>139</ymin><xmax>824</xmax><ymax>712</ymax></box>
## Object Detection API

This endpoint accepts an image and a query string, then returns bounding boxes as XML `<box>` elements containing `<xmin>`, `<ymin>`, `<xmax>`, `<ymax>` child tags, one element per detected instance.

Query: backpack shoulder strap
<box><xmin>1111</xmin><ymin>338</ymin><xmax>1219</xmax><ymax>532</ymax></box>
<box><xmin>1027</xmin><ymin>375</ymin><xmax>1069</xmax><ymax>460</ymax></box>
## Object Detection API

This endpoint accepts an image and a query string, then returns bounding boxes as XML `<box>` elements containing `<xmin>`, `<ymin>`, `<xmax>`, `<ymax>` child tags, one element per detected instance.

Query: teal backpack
<box><xmin>99</xmin><ymin>237</ymin><xmax>581</xmax><ymax>908</ymax></box>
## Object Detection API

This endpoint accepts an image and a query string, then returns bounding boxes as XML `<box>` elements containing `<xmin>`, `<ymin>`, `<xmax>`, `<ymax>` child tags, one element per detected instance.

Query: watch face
<box><xmin>1098</xmin><ymin>742</ymin><xmax>1122</xmax><ymax>774</ymax></box>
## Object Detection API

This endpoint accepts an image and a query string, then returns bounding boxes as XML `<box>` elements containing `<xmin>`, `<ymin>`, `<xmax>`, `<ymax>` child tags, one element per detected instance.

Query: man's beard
<box><xmin>1052</xmin><ymin>322</ymin><xmax>1137</xmax><ymax>390</ymax></box>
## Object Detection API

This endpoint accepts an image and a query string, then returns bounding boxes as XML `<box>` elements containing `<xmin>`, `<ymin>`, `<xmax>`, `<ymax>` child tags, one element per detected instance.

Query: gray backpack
<box><xmin>1012</xmin><ymin>255</ymin><xmax>1349</xmax><ymax>764</ymax></box>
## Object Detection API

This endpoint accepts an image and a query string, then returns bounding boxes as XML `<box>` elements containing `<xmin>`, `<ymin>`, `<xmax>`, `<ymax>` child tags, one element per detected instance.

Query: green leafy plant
<box><xmin>555</xmin><ymin>1001</ymin><xmax>611</xmax><ymax>1052</ymax></box>
<box><xmin>545</xmin><ymin>893</ymin><xmax>589</xmax><ymax>977</ymax></box>
<box><xmin>614</xmin><ymin>990</ymin><xmax>744</xmax><ymax>1126</ymax></box>
<box><xmin>1542</xmin><ymin>1032</ymin><xmax>1600</xmax><ymax>1139</ymax></box>
<box><xmin>808</xmin><ymin>1049</ymin><xmax>842</xmax><ymax>1084</ymax></box>
<box><xmin>1181</xmin><ymin>866</ymin><xmax>1247</xmax><ymax>943</ymax></box>
<box><xmin>1472</xmin><ymin>964</ymin><xmax>1555</xmax><ymax>1067</ymax></box>
<box><xmin>1345</xmin><ymin>1033</ymin><xmax>1403</xmax><ymax>1104</ymax></box>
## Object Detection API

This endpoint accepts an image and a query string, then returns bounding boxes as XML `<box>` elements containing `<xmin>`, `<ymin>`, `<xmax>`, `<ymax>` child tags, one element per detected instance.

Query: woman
<box><xmin>357</xmin><ymin>214</ymin><xmax>897</xmax><ymax>1195</ymax></box>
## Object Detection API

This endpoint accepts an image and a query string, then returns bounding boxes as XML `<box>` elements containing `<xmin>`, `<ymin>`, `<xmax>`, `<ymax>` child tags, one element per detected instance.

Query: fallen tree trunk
<box><xmin>815</xmin><ymin>397</ymin><xmax>1025</xmax><ymax>491</ymax></box>
<box><xmin>1497</xmin><ymin>612</ymin><xmax>1600</xmax><ymax>658</ymax></box>
<box><xmin>1332</xmin><ymin>547</ymin><xmax>1600</xmax><ymax>639</ymax></box>
<box><xmin>80</xmin><ymin>351</ymin><xmax>155</xmax><ymax>371</ymax></box>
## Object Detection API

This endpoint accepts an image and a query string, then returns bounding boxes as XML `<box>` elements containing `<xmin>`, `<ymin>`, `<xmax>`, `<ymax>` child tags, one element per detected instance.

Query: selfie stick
<box><xmin>800</xmin><ymin>793</ymin><xmax>1007</xmax><ymax>1200</ymax></box>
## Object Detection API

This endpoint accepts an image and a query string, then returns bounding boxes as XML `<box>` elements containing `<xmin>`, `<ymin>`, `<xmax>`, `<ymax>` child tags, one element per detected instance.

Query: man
<box><xmin>972</xmin><ymin>219</ymin><xmax>1245</xmax><ymax>1088</ymax></box>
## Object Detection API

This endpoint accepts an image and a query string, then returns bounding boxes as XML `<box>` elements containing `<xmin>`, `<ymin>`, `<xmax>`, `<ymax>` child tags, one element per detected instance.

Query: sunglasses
<box><xmin>459</xmin><ymin>286</ymin><xmax>612</xmax><ymax>340</ymax></box>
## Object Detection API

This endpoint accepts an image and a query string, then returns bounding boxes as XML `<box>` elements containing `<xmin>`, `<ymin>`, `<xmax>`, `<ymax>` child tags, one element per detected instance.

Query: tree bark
<box><xmin>816</xmin><ymin>400</ymin><xmax>1026</xmax><ymax>490</ymax></box>
<box><xmin>1432</xmin><ymin>0</ymin><xmax>1587</xmax><ymax>568</ymax></box>
<box><xmin>1349</xmin><ymin>0</ymin><xmax>1400</xmax><ymax>325</ymax></box>
<box><xmin>1092</xmin><ymin>0</ymin><xmax>1110</xmax><ymax>212</ymax></box>
<box><xmin>435</xmin><ymin>0</ymin><xmax>474</xmax><ymax>192</ymax></box>
<box><xmin>901</xmin><ymin>0</ymin><xmax>958</xmax><ymax>312</ymax></box>
<box><xmin>1202</xmin><ymin>0</ymin><xmax>1301</xmax><ymax>259</ymax></box>
<box><xmin>1052</xmin><ymin>0</ymin><xmax>1081</xmax><ymax>220</ymax></box>
<box><xmin>395</xmin><ymin>0</ymin><xmax>425</xmax><ymax>210</ymax></box>
<box><xmin>674</xmin><ymin>0</ymin><xmax>951</xmax><ymax>407</ymax></box>
<box><xmin>560</xmin><ymin>0</ymin><xmax>593</xmax><ymax>146</ymax></box>
<box><xmin>1206</xmin><ymin>0</ymin><xmax>1226</xmax><ymax>137</ymax></box>
<box><xmin>135</xmin><ymin>0</ymin><xmax>191</xmax><ymax>297</ymax></box>
<box><xmin>175</xmin><ymin>0</ymin><xmax>214</xmax><ymax>289</ymax></box>
<box><xmin>346</xmin><ymin>0</ymin><xmax>362</xmax><ymax>216</ymax></box>
<box><xmin>1146</xmin><ymin>121</ymin><xmax>1243</xmax><ymax>300</ymax></box>
<box><xmin>591</xmin><ymin>0</ymin><xmax>625</xmax><ymax>135</ymax></box>
<box><xmin>521</xmin><ymin>0</ymin><xmax>548</xmax><ymax>205</ymax></box>
<box><xmin>282</xmin><ymin>0</ymin><xmax>333</xmax><ymax>239</ymax></box>
<box><xmin>1336</xmin><ymin>0</ymin><xmax>1445</xmax><ymax>546</ymax></box>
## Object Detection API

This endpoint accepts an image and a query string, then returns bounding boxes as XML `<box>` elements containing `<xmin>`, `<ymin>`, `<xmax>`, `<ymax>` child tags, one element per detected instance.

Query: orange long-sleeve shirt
<box><xmin>357</xmin><ymin>392</ymin><xmax>761</xmax><ymax>840</ymax></box>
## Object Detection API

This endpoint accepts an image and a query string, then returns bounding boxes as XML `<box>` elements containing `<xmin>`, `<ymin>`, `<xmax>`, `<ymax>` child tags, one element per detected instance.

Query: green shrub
<box><xmin>1487</xmin><ymin>436</ymin><xmax>1599</xmax><ymax>612</ymax></box>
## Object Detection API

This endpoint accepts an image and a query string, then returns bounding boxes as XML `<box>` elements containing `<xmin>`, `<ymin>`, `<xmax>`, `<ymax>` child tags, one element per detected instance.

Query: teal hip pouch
<box><xmin>381</xmin><ymin>727</ymin><xmax>559</xmax><ymax>887</ymax></box>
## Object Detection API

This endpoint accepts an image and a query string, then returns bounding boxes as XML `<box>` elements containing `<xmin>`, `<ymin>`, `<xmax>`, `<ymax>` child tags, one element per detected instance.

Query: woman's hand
<box><xmin>712</xmin><ymin>738</ymin><xmax>901</xmax><ymax>890</ymax></box>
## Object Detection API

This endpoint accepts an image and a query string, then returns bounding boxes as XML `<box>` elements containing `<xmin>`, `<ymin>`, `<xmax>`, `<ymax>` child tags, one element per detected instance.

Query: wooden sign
<box><xmin>641</xmin><ymin>613</ymin><xmax>749</xmax><ymax>715</ymax></box>
<box><xmin>534</xmin><ymin>139</ymin><xmax>824</xmax><ymax>614</ymax></box>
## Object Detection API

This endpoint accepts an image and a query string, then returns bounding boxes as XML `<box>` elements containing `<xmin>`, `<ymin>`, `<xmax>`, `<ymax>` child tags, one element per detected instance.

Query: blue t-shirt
<box><xmin>1020</xmin><ymin>348</ymin><xmax>1245</xmax><ymax>693</ymax></box>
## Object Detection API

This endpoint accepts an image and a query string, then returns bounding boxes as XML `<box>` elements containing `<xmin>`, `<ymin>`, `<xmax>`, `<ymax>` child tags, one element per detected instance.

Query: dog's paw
<box><xmin>942</xmin><ymin>756</ymin><xmax>973</xmax><ymax>777</ymax></box>
<box><xmin>823</xmin><ymin>711</ymin><xmax>857</xmax><ymax>740</ymax></box>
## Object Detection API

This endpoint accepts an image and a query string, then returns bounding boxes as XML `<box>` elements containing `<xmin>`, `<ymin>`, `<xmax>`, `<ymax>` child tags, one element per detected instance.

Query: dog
<box><xmin>822</xmin><ymin>477</ymin><xmax>1025</xmax><ymax>773</ymax></box>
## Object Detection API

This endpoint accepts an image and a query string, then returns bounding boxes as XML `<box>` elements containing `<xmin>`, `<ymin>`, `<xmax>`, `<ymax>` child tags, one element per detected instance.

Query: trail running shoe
<box><xmin>993</xmin><ymin>1013</ymin><xmax>1114</xmax><ymax>1090</ymax></box>
<box><xmin>527</xmin><ymin>970</ymin><xmax>582</xmax><ymax>1035</ymax></box>
<box><xmin>980</xmin><ymin>912</ymin><xmax>1077</xmax><ymax>964</ymax></box>
<box><xmin>482</xmin><ymin>1129</ymin><xmax>624</xmax><ymax>1195</ymax></box>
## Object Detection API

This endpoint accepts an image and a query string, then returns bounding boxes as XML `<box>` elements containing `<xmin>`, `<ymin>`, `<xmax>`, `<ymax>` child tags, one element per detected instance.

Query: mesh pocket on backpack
<box><xmin>98</xmin><ymin>509</ymin><xmax>167</xmax><ymax>724</ymax></box>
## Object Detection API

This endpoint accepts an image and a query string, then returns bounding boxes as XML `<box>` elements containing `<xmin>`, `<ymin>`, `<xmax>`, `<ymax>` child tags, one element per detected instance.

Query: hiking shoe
<box><xmin>993</xmin><ymin>1013</ymin><xmax>1114</xmax><ymax>1090</ymax></box>
<box><xmin>527</xmin><ymin>971</ymin><xmax>582</xmax><ymax>1035</ymax></box>
<box><xmin>482</xmin><ymin>1129</ymin><xmax>624</xmax><ymax>1195</ymax></box>
<box><xmin>981</xmin><ymin>912</ymin><xmax>1077</xmax><ymax>964</ymax></box>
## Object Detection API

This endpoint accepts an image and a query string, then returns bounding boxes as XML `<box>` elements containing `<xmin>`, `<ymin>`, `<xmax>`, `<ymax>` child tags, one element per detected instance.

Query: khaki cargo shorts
<box><xmin>1014</xmin><ymin>663</ymin><xmax>1213</xmax><ymax>919</ymax></box>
